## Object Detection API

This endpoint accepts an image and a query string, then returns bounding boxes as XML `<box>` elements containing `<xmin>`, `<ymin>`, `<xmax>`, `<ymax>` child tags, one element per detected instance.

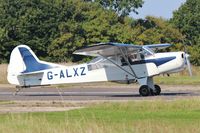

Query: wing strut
<box><xmin>97</xmin><ymin>53</ymin><xmax>136</xmax><ymax>78</ymax></box>
<box><xmin>118</xmin><ymin>47</ymin><xmax>138</xmax><ymax>78</ymax></box>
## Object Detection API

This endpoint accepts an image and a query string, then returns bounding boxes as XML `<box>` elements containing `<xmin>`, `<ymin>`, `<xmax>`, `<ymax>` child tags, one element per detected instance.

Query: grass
<box><xmin>155</xmin><ymin>75</ymin><xmax>200</xmax><ymax>84</ymax></box>
<box><xmin>1</xmin><ymin>99</ymin><xmax>200</xmax><ymax>133</ymax></box>
<box><xmin>154</xmin><ymin>66</ymin><xmax>200</xmax><ymax>84</ymax></box>
<box><xmin>0</xmin><ymin>101</ymin><xmax>14</xmax><ymax>105</ymax></box>
<box><xmin>0</xmin><ymin>64</ymin><xmax>8</xmax><ymax>84</ymax></box>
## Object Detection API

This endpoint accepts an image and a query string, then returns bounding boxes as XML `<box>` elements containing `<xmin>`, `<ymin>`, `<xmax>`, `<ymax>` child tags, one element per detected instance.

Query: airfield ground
<box><xmin>0</xmin><ymin>84</ymin><xmax>200</xmax><ymax>113</ymax></box>
<box><xmin>1</xmin><ymin>64</ymin><xmax>200</xmax><ymax>132</ymax></box>
<box><xmin>0</xmin><ymin>84</ymin><xmax>200</xmax><ymax>132</ymax></box>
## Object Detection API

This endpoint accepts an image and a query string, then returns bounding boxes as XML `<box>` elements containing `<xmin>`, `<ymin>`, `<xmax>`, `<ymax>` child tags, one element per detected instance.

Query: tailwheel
<box><xmin>139</xmin><ymin>85</ymin><xmax>150</xmax><ymax>96</ymax></box>
<box><xmin>154</xmin><ymin>84</ymin><xmax>161</xmax><ymax>95</ymax></box>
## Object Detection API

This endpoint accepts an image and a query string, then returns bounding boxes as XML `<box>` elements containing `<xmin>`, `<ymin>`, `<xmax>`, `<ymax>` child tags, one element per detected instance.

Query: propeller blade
<box><xmin>185</xmin><ymin>54</ymin><xmax>192</xmax><ymax>76</ymax></box>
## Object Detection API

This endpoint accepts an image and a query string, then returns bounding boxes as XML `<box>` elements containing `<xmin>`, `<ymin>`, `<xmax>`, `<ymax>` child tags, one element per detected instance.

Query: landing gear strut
<box><xmin>139</xmin><ymin>84</ymin><xmax>161</xmax><ymax>96</ymax></box>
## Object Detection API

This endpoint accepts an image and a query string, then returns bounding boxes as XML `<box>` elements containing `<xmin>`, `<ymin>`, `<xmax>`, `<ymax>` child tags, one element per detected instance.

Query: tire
<box><xmin>139</xmin><ymin>85</ymin><xmax>150</xmax><ymax>96</ymax></box>
<box><xmin>154</xmin><ymin>85</ymin><xmax>161</xmax><ymax>95</ymax></box>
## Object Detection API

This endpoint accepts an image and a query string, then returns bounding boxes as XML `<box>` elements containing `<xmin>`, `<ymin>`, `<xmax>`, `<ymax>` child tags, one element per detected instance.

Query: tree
<box><xmin>47</xmin><ymin>1</ymin><xmax>137</xmax><ymax>62</ymax></box>
<box><xmin>85</xmin><ymin>0</ymin><xmax>144</xmax><ymax>17</ymax></box>
<box><xmin>0</xmin><ymin>0</ymin><xmax>185</xmax><ymax>64</ymax></box>
<box><xmin>47</xmin><ymin>0</ymin><xmax>115</xmax><ymax>62</ymax></box>
<box><xmin>131</xmin><ymin>16</ymin><xmax>184</xmax><ymax>49</ymax></box>
<box><xmin>0</xmin><ymin>0</ymin><xmax>61</xmax><ymax>61</ymax></box>
<box><xmin>171</xmin><ymin>0</ymin><xmax>200</xmax><ymax>45</ymax></box>
<box><xmin>170</xmin><ymin>0</ymin><xmax>200</xmax><ymax>65</ymax></box>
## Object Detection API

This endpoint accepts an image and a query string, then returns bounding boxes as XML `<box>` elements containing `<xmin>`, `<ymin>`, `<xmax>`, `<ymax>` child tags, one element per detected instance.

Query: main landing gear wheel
<box><xmin>139</xmin><ymin>85</ymin><xmax>161</xmax><ymax>96</ymax></box>
<box><xmin>139</xmin><ymin>85</ymin><xmax>150</xmax><ymax>96</ymax></box>
<box><xmin>154</xmin><ymin>84</ymin><xmax>161</xmax><ymax>95</ymax></box>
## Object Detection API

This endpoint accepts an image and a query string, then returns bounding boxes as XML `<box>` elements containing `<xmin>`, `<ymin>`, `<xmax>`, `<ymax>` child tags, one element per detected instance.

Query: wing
<box><xmin>73</xmin><ymin>42</ymin><xmax>142</xmax><ymax>57</ymax></box>
<box><xmin>145</xmin><ymin>43</ymin><xmax>172</xmax><ymax>50</ymax></box>
<box><xmin>74</xmin><ymin>43</ymin><xmax>172</xmax><ymax>57</ymax></box>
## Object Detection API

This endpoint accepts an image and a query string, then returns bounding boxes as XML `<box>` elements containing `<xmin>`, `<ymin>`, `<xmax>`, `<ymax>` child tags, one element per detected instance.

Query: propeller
<box><xmin>185</xmin><ymin>53</ymin><xmax>192</xmax><ymax>76</ymax></box>
<box><xmin>183</xmin><ymin>40</ymin><xmax>192</xmax><ymax>76</ymax></box>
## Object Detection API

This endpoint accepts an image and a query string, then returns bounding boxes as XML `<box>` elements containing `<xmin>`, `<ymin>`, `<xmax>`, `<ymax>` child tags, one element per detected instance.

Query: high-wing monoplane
<box><xmin>7</xmin><ymin>43</ymin><xmax>192</xmax><ymax>96</ymax></box>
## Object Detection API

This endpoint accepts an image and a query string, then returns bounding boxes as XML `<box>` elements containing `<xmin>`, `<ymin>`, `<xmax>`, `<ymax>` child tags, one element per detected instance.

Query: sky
<box><xmin>130</xmin><ymin>0</ymin><xmax>187</xmax><ymax>19</ymax></box>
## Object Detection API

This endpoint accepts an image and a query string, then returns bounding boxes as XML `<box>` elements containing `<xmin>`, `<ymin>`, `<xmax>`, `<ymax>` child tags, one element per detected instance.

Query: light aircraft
<box><xmin>7</xmin><ymin>42</ymin><xmax>192</xmax><ymax>96</ymax></box>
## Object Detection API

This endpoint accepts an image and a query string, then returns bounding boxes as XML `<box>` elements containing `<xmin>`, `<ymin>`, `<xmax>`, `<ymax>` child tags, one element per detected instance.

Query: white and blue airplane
<box><xmin>7</xmin><ymin>42</ymin><xmax>192</xmax><ymax>96</ymax></box>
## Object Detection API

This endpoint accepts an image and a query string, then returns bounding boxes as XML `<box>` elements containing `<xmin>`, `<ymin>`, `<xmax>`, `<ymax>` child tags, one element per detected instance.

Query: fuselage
<box><xmin>7</xmin><ymin>44</ymin><xmax>188</xmax><ymax>87</ymax></box>
<box><xmin>15</xmin><ymin>51</ymin><xmax>186</xmax><ymax>86</ymax></box>
<box><xmin>145</xmin><ymin>52</ymin><xmax>185</xmax><ymax>75</ymax></box>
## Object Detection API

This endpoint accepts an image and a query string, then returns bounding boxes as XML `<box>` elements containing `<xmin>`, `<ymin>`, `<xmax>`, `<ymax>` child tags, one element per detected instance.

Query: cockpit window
<box><xmin>120</xmin><ymin>52</ymin><xmax>144</xmax><ymax>65</ymax></box>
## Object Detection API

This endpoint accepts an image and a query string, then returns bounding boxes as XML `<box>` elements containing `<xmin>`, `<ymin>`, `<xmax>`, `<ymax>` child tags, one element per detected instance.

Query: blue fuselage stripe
<box><xmin>122</xmin><ymin>56</ymin><xmax>176</xmax><ymax>66</ymax></box>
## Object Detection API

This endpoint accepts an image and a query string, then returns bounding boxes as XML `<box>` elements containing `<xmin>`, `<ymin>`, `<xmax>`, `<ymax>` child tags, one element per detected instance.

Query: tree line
<box><xmin>0</xmin><ymin>0</ymin><xmax>199</xmax><ymax>65</ymax></box>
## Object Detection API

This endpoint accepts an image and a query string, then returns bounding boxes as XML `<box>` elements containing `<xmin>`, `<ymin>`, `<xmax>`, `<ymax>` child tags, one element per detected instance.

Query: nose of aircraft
<box><xmin>184</xmin><ymin>53</ymin><xmax>192</xmax><ymax>76</ymax></box>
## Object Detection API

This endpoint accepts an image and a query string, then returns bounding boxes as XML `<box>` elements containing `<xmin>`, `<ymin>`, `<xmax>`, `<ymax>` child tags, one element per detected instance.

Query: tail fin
<box><xmin>7</xmin><ymin>45</ymin><xmax>54</xmax><ymax>85</ymax></box>
<box><xmin>18</xmin><ymin>46</ymin><xmax>52</xmax><ymax>73</ymax></box>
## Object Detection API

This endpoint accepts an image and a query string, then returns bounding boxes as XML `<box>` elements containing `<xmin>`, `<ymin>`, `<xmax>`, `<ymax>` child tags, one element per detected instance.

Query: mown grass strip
<box><xmin>155</xmin><ymin>76</ymin><xmax>200</xmax><ymax>85</ymax></box>
<box><xmin>0</xmin><ymin>99</ymin><xmax>200</xmax><ymax>133</ymax></box>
